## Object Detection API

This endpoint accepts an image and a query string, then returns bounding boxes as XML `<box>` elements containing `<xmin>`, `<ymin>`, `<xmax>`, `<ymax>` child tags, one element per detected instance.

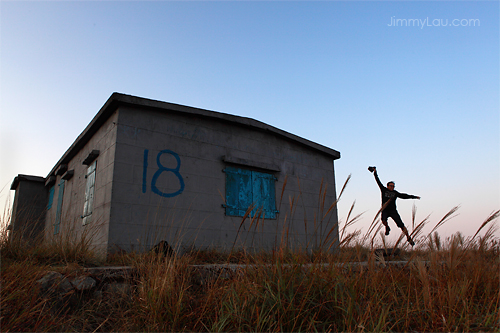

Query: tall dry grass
<box><xmin>1</xmin><ymin>180</ymin><xmax>499</xmax><ymax>332</ymax></box>
<box><xmin>1</xmin><ymin>220</ymin><xmax>104</xmax><ymax>268</ymax></box>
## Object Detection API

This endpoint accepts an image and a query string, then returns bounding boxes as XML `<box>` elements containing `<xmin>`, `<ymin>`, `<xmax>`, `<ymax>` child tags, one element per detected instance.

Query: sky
<box><xmin>1</xmin><ymin>1</ymin><xmax>498</xmax><ymax>242</ymax></box>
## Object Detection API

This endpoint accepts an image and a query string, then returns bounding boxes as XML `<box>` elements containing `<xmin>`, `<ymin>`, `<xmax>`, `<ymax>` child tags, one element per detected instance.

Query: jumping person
<box><xmin>368</xmin><ymin>166</ymin><xmax>420</xmax><ymax>246</ymax></box>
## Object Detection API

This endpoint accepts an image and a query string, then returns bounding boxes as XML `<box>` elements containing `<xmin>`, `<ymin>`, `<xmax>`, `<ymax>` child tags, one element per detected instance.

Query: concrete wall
<box><xmin>44</xmin><ymin>111</ymin><xmax>119</xmax><ymax>254</ymax></box>
<box><xmin>109</xmin><ymin>106</ymin><xmax>339</xmax><ymax>253</ymax></box>
<box><xmin>10</xmin><ymin>176</ymin><xmax>47</xmax><ymax>241</ymax></box>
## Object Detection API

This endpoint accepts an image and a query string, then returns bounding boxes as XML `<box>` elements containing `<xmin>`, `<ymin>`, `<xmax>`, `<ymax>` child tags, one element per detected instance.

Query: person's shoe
<box><xmin>407</xmin><ymin>237</ymin><xmax>415</xmax><ymax>246</ymax></box>
<box><xmin>385</xmin><ymin>226</ymin><xmax>391</xmax><ymax>236</ymax></box>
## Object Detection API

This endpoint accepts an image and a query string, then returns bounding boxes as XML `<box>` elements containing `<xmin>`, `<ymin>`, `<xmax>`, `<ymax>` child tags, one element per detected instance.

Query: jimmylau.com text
<box><xmin>388</xmin><ymin>17</ymin><xmax>480</xmax><ymax>28</ymax></box>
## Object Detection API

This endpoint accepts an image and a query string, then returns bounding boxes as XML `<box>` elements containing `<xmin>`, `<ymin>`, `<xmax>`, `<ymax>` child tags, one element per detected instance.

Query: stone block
<box><xmin>70</xmin><ymin>276</ymin><xmax>97</xmax><ymax>291</ymax></box>
<box><xmin>36</xmin><ymin>271</ymin><xmax>74</xmax><ymax>296</ymax></box>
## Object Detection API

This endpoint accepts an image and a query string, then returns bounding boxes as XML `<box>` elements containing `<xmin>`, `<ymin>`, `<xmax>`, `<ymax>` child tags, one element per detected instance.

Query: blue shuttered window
<box><xmin>225</xmin><ymin>166</ymin><xmax>278</xmax><ymax>219</ymax></box>
<box><xmin>252</xmin><ymin>172</ymin><xmax>277</xmax><ymax>218</ymax></box>
<box><xmin>47</xmin><ymin>185</ymin><xmax>55</xmax><ymax>210</ymax></box>
<box><xmin>225</xmin><ymin>168</ymin><xmax>253</xmax><ymax>217</ymax></box>
<box><xmin>54</xmin><ymin>180</ymin><xmax>65</xmax><ymax>234</ymax></box>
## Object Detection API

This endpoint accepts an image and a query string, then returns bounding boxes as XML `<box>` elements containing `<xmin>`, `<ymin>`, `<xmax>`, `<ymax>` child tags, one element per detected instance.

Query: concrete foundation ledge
<box><xmin>73</xmin><ymin>260</ymin><xmax>442</xmax><ymax>288</ymax></box>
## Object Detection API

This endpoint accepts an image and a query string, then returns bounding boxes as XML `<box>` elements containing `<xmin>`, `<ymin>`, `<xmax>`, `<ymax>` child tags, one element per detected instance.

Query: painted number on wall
<box><xmin>142</xmin><ymin>149</ymin><xmax>185</xmax><ymax>197</ymax></box>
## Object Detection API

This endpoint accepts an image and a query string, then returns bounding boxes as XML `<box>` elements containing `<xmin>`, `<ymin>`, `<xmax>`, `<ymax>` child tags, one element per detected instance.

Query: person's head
<box><xmin>387</xmin><ymin>181</ymin><xmax>395</xmax><ymax>190</ymax></box>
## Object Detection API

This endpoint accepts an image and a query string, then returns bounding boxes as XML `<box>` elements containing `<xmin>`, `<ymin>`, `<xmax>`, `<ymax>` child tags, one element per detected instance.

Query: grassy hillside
<box><xmin>1</xmin><ymin>206</ymin><xmax>498</xmax><ymax>332</ymax></box>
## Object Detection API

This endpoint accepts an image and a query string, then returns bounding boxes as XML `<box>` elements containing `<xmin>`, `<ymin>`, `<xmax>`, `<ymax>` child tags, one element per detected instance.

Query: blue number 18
<box><xmin>142</xmin><ymin>149</ymin><xmax>185</xmax><ymax>197</ymax></box>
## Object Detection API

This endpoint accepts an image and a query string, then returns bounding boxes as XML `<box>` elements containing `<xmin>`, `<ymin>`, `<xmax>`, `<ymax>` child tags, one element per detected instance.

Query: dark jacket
<box><xmin>374</xmin><ymin>171</ymin><xmax>418</xmax><ymax>211</ymax></box>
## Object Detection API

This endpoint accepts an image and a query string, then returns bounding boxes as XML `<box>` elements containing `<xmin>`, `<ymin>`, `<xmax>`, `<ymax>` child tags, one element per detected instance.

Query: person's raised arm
<box><xmin>371</xmin><ymin>167</ymin><xmax>385</xmax><ymax>190</ymax></box>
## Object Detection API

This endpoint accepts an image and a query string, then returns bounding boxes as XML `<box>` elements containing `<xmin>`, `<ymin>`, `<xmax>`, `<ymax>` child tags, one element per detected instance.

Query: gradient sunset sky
<box><xmin>1</xmin><ymin>1</ymin><xmax>498</xmax><ymax>241</ymax></box>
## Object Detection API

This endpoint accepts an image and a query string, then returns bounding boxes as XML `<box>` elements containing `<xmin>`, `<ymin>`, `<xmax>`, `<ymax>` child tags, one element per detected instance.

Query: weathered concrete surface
<box><xmin>109</xmin><ymin>103</ymin><xmax>340</xmax><ymax>253</ymax></box>
<box><xmin>43</xmin><ymin>110</ymin><xmax>119</xmax><ymax>255</ymax></box>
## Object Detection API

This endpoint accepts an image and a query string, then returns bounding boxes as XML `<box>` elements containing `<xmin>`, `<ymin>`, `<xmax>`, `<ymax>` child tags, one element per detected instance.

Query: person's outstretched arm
<box><xmin>397</xmin><ymin>192</ymin><xmax>420</xmax><ymax>200</ymax></box>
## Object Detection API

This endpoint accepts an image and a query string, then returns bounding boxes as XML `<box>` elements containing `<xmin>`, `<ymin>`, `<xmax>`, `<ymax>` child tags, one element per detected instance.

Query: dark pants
<box><xmin>382</xmin><ymin>209</ymin><xmax>405</xmax><ymax>229</ymax></box>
